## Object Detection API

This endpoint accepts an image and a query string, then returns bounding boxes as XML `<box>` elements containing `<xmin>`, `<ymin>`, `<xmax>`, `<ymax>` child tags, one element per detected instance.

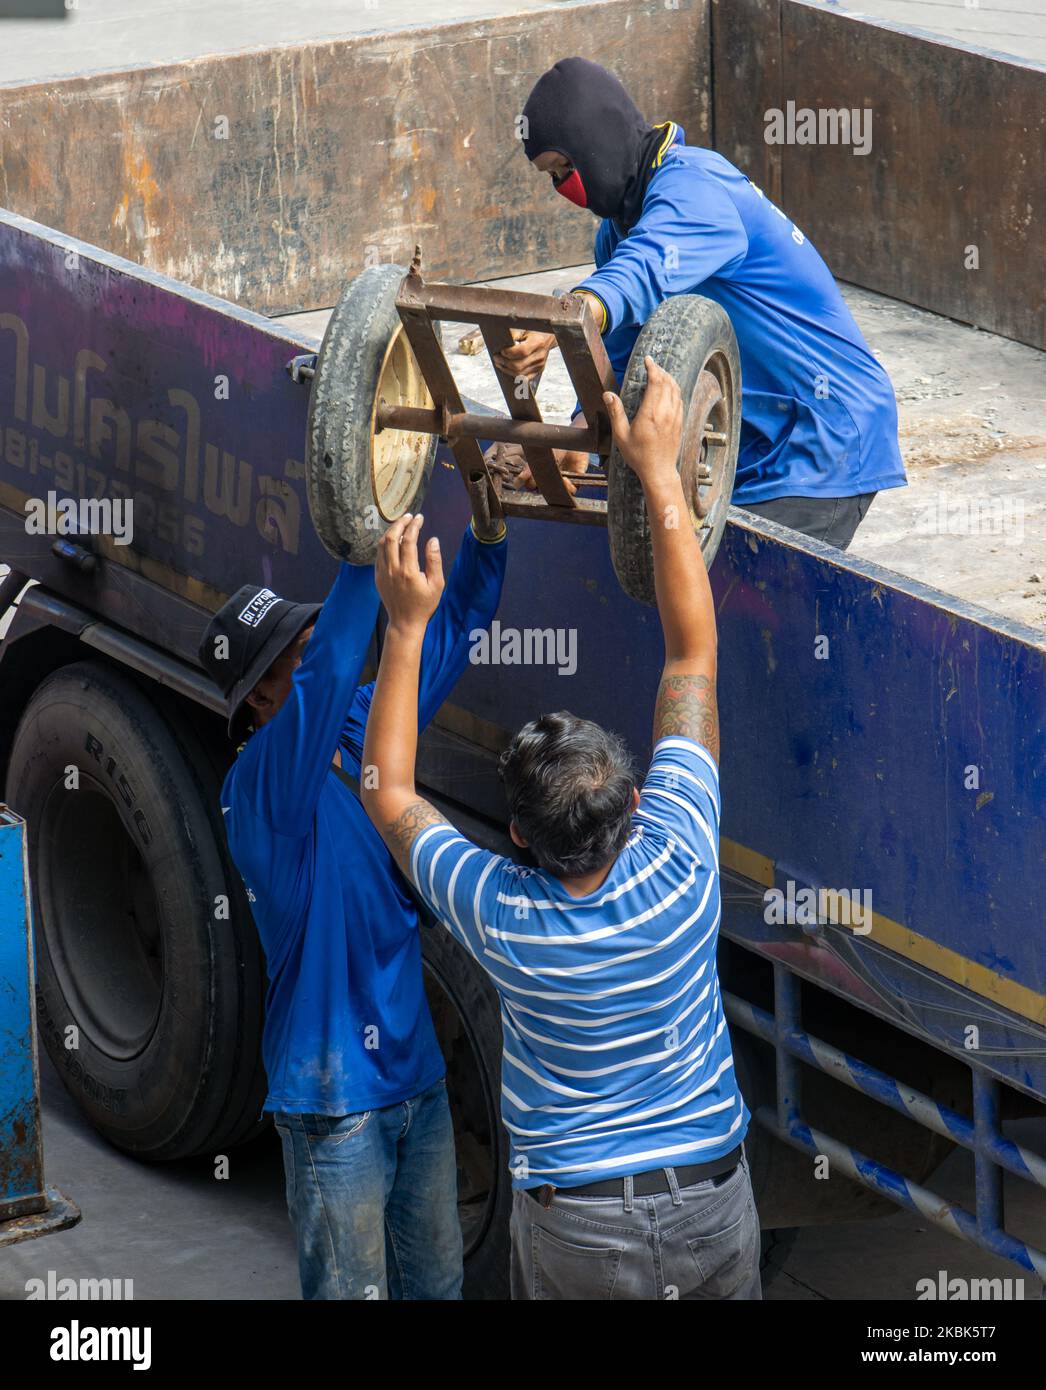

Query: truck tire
<box><xmin>607</xmin><ymin>296</ymin><xmax>740</xmax><ymax>605</ymax></box>
<box><xmin>306</xmin><ymin>264</ymin><xmax>437</xmax><ymax>563</ymax></box>
<box><xmin>421</xmin><ymin>923</ymin><xmax>511</xmax><ymax>1300</ymax></box>
<box><xmin>6</xmin><ymin>661</ymin><xmax>267</xmax><ymax>1160</ymax></box>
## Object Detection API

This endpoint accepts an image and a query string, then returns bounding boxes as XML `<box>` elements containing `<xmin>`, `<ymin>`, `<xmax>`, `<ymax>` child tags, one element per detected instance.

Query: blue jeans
<box><xmin>273</xmin><ymin>1077</ymin><xmax>463</xmax><ymax>1300</ymax></box>
<box><xmin>510</xmin><ymin>1148</ymin><xmax>762</xmax><ymax>1300</ymax></box>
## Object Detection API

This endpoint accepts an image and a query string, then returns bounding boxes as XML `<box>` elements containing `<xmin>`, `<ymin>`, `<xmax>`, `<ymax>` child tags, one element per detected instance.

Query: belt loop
<box><xmin>665</xmin><ymin>1166</ymin><xmax>683</xmax><ymax>1206</ymax></box>
<box><xmin>623</xmin><ymin>1174</ymin><xmax>634</xmax><ymax>1213</ymax></box>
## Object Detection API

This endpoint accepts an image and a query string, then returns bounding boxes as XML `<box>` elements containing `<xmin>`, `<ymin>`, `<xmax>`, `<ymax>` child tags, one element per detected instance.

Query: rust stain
<box><xmin>112</xmin><ymin>145</ymin><xmax>162</xmax><ymax>247</ymax></box>
<box><xmin>0</xmin><ymin>1</ymin><xmax>710</xmax><ymax>314</ymax></box>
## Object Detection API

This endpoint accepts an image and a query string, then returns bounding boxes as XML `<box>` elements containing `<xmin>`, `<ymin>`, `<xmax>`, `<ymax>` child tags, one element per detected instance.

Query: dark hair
<box><xmin>498</xmin><ymin>711</ymin><xmax>636</xmax><ymax>878</ymax></box>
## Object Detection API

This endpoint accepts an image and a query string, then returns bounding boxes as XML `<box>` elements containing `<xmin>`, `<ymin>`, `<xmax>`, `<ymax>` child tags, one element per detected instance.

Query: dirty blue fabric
<box><xmin>509</xmin><ymin>1147</ymin><xmax>761</xmax><ymax>1300</ymax></box>
<box><xmin>221</xmin><ymin>525</ymin><xmax>508</xmax><ymax>1116</ymax></box>
<box><xmin>274</xmin><ymin>1077</ymin><xmax>462</xmax><ymax>1300</ymax></box>
<box><xmin>575</xmin><ymin>125</ymin><xmax>907</xmax><ymax>506</ymax></box>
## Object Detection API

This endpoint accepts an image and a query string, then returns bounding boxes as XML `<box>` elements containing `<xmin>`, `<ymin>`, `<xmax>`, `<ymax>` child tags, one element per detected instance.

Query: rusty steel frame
<box><xmin>390</xmin><ymin>253</ymin><xmax>619</xmax><ymax>525</ymax></box>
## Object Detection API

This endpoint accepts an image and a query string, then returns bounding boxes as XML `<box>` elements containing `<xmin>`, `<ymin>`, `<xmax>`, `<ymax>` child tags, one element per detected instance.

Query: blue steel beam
<box><xmin>973</xmin><ymin>1070</ymin><xmax>1004</xmax><ymax>1237</ymax></box>
<box><xmin>724</xmin><ymin>991</ymin><xmax>1046</xmax><ymax>1190</ymax></box>
<box><xmin>756</xmin><ymin>1107</ymin><xmax>1046</xmax><ymax>1282</ymax></box>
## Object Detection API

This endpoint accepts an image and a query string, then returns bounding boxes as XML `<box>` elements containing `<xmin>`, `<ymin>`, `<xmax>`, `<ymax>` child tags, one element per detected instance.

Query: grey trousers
<box><xmin>739</xmin><ymin>491</ymin><xmax>876</xmax><ymax>550</ymax></box>
<box><xmin>510</xmin><ymin>1150</ymin><xmax>762</xmax><ymax>1301</ymax></box>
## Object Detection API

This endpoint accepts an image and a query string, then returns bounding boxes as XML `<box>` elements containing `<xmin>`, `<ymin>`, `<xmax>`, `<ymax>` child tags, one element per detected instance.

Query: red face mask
<box><xmin>553</xmin><ymin>167</ymin><xmax>588</xmax><ymax>209</ymax></box>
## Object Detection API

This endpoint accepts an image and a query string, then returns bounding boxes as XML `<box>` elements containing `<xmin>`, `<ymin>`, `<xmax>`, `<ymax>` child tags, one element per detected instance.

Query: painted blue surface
<box><xmin>422</xmin><ymin>452</ymin><xmax>1046</xmax><ymax>1040</ymax></box>
<box><xmin>0</xmin><ymin>810</ymin><xmax>42</xmax><ymax>1208</ymax></box>
<box><xmin>0</xmin><ymin>207</ymin><xmax>1042</xmax><ymax>1116</ymax></box>
<box><xmin>0</xmin><ymin>209</ymin><xmax>332</xmax><ymax>618</ymax></box>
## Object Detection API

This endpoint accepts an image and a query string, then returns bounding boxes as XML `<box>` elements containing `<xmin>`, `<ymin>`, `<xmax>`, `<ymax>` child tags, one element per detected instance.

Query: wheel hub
<box><xmin>681</xmin><ymin>358</ymin><xmax>733</xmax><ymax>541</ymax></box>
<box><xmin>371</xmin><ymin>326</ymin><xmax>434</xmax><ymax>522</ymax></box>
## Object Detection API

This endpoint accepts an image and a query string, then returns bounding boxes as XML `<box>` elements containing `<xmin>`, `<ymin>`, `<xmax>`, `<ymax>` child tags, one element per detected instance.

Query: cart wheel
<box><xmin>306</xmin><ymin>264</ymin><xmax>437</xmax><ymax>562</ymax></box>
<box><xmin>607</xmin><ymin>296</ymin><xmax>740</xmax><ymax>605</ymax></box>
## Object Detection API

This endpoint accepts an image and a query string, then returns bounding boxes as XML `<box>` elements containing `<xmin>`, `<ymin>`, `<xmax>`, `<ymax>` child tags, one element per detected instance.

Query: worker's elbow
<box><xmin>671</xmin><ymin>639</ymin><xmax>717</xmax><ymax>670</ymax></box>
<box><xmin>359</xmin><ymin>784</ymin><xmax>382</xmax><ymax>824</ymax></box>
<box><xmin>363</xmin><ymin>784</ymin><xmax>409</xmax><ymax>829</ymax></box>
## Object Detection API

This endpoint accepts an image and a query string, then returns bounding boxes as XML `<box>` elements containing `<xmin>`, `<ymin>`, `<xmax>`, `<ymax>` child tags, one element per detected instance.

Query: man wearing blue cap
<box><xmin>198</xmin><ymin>499</ymin><xmax>507</xmax><ymax>1300</ymax></box>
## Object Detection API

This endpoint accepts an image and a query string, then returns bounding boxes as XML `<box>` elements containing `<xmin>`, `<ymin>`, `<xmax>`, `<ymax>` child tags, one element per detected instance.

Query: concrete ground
<box><xmin>1</xmin><ymin>0</ymin><xmax>1041</xmax><ymax>84</ymax></box>
<box><xmin>0</xmin><ymin>0</ymin><xmax>560</xmax><ymax>86</ymax></box>
<box><xmin>833</xmin><ymin>0</ymin><xmax>1046</xmax><ymax>66</ymax></box>
<box><xmin>281</xmin><ymin>265</ymin><xmax>1046</xmax><ymax>632</ymax></box>
<box><xmin>1</xmin><ymin>1052</ymin><xmax>1042</xmax><ymax>1299</ymax></box>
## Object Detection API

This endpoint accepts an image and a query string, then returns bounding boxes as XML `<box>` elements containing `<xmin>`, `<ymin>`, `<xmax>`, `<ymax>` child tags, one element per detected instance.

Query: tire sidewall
<box><xmin>7</xmin><ymin>662</ymin><xmax>246</xmax><ymax>1158</ymax></box>
<box><xmin>608</xmin><ymin>295</ymin><xmax>741</xmax><ymax>605</ymax></box>
<box><xmin>306</xmin><ymin>264</ymin><xmax>437</xmax><ymax>563</ymax></box>
<box><xmin>420</xmin><ymin>921</ymin><xmax>511</xmax><ymax>1300</ymax></box>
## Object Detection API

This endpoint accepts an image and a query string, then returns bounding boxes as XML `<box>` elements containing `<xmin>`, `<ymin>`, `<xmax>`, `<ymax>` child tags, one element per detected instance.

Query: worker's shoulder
<box><xmin>646</xmin><ymin>145</ymin><xmax>750</xmax><ymax>218</ymax></box>
<box><xmin>661</xmin><ymin>142</ymin><xmax>745</xmax><ymax>186</ymax></box>
<box><xmin>219</xmin><ymin>736</ymin><xmax>298</xmax><ymax>836</ymax></box>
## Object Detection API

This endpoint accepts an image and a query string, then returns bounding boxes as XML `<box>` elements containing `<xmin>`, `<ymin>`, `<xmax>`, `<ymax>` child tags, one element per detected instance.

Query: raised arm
<box><xmin>361</xmin><ymin>514</ymin><xmax>454</xmax><ymax>877</ymax></box>
<box><xmin>239</xmin><ymin>563</ymin><xmax>381</xmax><ymax>834</ymax></box>
<box><xmin>603</xmin><ymin>358</ymin><xmax>719</xmax><ymax>762</ymax></box>
<box><xmin>573</xmin><ymin>168</ymin><xmax>748</xmax><ymax>337</ymax></box>
<box><xmin>340</xmin><ymin>516</ymin><xmax>507</xmax><ymax>775</ymax></box>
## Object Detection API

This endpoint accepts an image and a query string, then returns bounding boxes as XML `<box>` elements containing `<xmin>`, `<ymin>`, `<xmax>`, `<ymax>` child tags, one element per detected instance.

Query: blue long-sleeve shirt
<box><xmin>577</xmin><ymin>126</ymin><xmax>907</xmax><ymax>505</ymax></box>
<box><xmin>221</xmin><ymin>526</ymin><xmax>508</xmax><ymax>1114</ymax></box>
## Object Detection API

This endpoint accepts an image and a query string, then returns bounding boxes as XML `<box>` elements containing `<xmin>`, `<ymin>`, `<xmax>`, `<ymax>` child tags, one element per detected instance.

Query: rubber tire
<box><xmin>607</xmin><ymin>295</ymin><xmax>741</xmax><ymax>606</ymax></box>
<box><xmin>421</xmin><ymin>922</ymin><xmax>511</xmax><ymax>1300</ymax></box>
<box><xmin>6</xmin><ymin>661</ymin><xmax>267</xmax><ymax>1160</ymax></box>
<box><xmin>306</xmin><ymin>263</ymin><xmax>437</xmax><ymax>563</ymax></box>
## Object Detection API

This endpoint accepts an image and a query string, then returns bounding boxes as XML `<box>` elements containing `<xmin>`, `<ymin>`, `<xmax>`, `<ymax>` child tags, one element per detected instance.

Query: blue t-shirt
<box><xmin>411</xmin><ymin>735</ymin><xmax>747</xmax><ymax>1189</ymax></box>
<box><xmin>577</xmin><ymin>126</ymin><xmax>907</xmax><ymax>505</ymax></box>
<box><xmin>221</xmin><ymin>527</ymin><xmax>507</xmax><ymax>1115</ymax></box>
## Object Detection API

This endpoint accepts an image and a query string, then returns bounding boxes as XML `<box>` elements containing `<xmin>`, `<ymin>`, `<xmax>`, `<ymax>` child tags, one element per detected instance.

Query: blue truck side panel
<box><xmin>0</xmin><ymin>211</ymin><xmax>1043</xmax><ymax>1267</ymax></box>
<box><xmin>422</xmin><ymin>466</ymin><xmax>1046</xmax><ymax>1100</ymax></box>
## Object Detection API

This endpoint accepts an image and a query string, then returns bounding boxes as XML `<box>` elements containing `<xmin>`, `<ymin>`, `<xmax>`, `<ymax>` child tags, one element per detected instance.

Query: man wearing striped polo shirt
<box><xmin>360</xmin><ymin>359</ymin><xmax>759</xmax><ymax>1301</ymax></box>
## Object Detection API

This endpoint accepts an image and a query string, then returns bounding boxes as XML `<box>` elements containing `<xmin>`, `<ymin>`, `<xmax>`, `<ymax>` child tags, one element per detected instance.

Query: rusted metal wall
<box><xmin>0</xmin><ymin>1</ymin><xmax>710</xmax><ymax>316</ymax></box>
<box><xmin>712</xmin><ymin>0</ymin><xmax>1046</xmax><ymax>350</ymax></box>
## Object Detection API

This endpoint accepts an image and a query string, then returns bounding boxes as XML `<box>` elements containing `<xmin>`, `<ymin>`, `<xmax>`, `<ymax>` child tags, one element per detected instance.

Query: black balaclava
<box><xmin>522</xmin><ymin>57</ymin><xmax>668</xmax><ymax>234</ymax></box>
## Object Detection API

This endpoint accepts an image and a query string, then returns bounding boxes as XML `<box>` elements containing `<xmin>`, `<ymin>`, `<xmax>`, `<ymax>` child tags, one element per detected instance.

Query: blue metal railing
<box><xmin>724</xmin><ymin>964</ymin><xmax>1046</xmax><ymax>1281</ymax></box>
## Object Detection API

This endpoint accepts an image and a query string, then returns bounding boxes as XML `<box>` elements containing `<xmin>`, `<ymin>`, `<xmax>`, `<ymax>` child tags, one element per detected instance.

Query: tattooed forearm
<box><xmin>653</xmin><ymin>672</ymin><xmax>720</xmax><ymax>762</ymax></box>
<box><xmin>385</xmin><ymin>799</ymin><xmax>449</xmax><ymax>874</ymax></box>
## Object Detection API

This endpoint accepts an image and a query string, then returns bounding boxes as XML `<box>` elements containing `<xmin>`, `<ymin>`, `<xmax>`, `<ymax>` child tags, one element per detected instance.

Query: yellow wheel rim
<box><xmin>370</xmin><ymin>326</ymin><xmax>434</xmax><ymax>522</ymax></box>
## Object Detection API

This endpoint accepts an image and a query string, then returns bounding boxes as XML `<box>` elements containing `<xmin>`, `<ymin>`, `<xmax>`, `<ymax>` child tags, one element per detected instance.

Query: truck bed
<box><xmin>278</xmin><ymin>269</ymin><xmax>1046</xmax><ymax>630</ymax></box>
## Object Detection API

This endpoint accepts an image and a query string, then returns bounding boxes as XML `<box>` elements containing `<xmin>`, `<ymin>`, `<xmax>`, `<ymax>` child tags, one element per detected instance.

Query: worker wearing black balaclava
<box><xmin>494</xmin><ymin>56</ymin><xmax>906</xmax><ymax>549</ymax></box>
<box><xmin>520</xmin><ymin>56</ymin><xmax>673</xmax><ymax>234</ymax></box>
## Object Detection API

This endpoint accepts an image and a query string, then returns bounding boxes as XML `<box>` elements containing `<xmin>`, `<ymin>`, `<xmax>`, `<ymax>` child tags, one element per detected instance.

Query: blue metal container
<box><xmin>0</xmin><ymin>805</ymin><xmax>78</xmax><ymax>1245</ymax></box>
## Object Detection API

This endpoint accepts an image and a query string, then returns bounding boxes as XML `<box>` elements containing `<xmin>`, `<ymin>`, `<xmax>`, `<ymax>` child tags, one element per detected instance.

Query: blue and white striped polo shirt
<box><xmin>410</xmin><ymin>735</ymin><xmax>748</xmax><ymax>1190</ymax></box>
